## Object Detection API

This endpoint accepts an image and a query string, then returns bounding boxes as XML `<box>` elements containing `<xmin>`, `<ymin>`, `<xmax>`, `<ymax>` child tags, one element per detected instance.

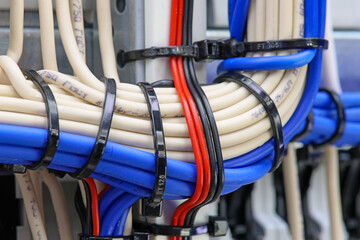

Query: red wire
<box><xmin>85</xmin><ymin>178</ymin><xmax>100</xmax><ymax>236</ymax></box>
<box><xmin>98</xmin><ymin>184</ymin><xmax>110</xmax><ymax>199</ymax></box>
<box><xmin>169</xmin><ymin>0</ymin><xmax>211</xmax><ymax>239</ymax></box>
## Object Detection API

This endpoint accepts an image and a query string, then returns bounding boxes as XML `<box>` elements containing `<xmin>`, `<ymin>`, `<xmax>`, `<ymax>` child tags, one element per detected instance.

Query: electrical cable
<box><xmin>81</xmin><ymin>179</ymin><xmax>93</xmax><ymax>236</ymax></box>
<box><xmin>99</xmin><ymin>187</ymin><xmax>125</xmax><ymax>222</ymax></box>
<box><xmin>282</xmin><ymin>143</ymin><xmax>305</xmax><ymax>240</ymax></box>
<box><xmin>113</xmin><ymin>207</ymin><xmax>131</xmax><ymax>236</ymax></box>
<box><xmin>85</xmin><ymin>178</ymin><xmax>100</xmax><ymax>236</ymax></box>
<box><xmin>99</xmin><ymin>193</ymin><xmax>139</xmax><ymax>236</ymax></box>
<box><xmin>40</xmin><ymin>169</ymin><xmax>73</xmax><ymax>240</ymax></box>
<box><xmin>182</xmin><ymin>0</ymin><xmax>224</xmax><ymax>230</ymax></box>
<box><xmin>75</xmin><ymin>184</ymin><xmax>87</xmax><ymax>235</ymax></box>
<box><xmin>15</xmin><ymin>172</ymin><xmax>48</xmax><ymax>240</ymax></box>
<box><xmin>98</xmin><ymin>184</ymin><xmax>110</xmax><ymax>199</ymax></box>
<box><xmin>168</xmin><ymin>0</ymin><xmax>211</xmax><ymax>237</ymax></box>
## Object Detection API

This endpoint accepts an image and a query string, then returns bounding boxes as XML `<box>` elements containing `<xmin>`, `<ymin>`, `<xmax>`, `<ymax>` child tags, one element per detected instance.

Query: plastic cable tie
<box><xmin>70</xmin><ymin>78</ymin><xmax>116</xmax><ymax>179</ymax></box>
<box><xmin>291</xmin><ymin>111</ymin><xmax>314</xmax><ymax>142</ymax></box>
<box><xmin>133</xmin><ymin>216</ymin><xmax>228</xmax><ymax>237</ymax></box>
<box><xmin>214</xmin><ymin>72</ymin><xmax>284</xmax><ymax>172</ymax></box>
<box><xmin>118</xmin><ymin>38</ymin><xmax>328</xmax><ymax>65</ymax></box>
<box><xmin>137</xmin><ymin>82</ymin><xmax>167</xmax><ymax>217</ymax></box>
<box><xmin>21</xmin><ymin>69</ymin><xmax>60</xmax><ymax>171</ymax></box>
<box><xmin>79</xmin><ymin>231</ymin><xmax>150</xmax><ymax>240</ymax></box>
<box><xmin>150</xmin><ymin>79</ymin><xmax>174</xmax><ymax>88</ymax></box>
<box><xmin>312</xmin><ymin>88</ymin><xmax>345</xmax><ymax>148</ymax></box>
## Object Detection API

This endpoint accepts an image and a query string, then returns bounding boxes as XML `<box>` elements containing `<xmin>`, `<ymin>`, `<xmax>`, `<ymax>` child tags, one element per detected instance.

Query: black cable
<box><xmin>75</xmin><ymin>185</ymin><xmax>87</xmax><ymax>234</ymax></box>
<box><xmin>181</xmin><ymin>0</ymin><xmax>224</xmax><ymax>233</ymax></box>
<box><xmin>83</xmin><ymin>180</ymin><xmax>93</xmax><ymax>235</ymax></box>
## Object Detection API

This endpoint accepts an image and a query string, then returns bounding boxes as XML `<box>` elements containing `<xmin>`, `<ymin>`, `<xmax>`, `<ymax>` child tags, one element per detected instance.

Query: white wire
<box><xmin>15</xmin><ymin>172</ymin><xmax>48</xmax><ymax>240</ymax></box>
<box><xmin>40</xmin><ymin>170</ymin><xmax>74</xmax><ymax>240</ymax></box>
<box><xmin>282</xmin><ymin>143</ymin><xmax>305</xmax><ymax>240</ymax></box>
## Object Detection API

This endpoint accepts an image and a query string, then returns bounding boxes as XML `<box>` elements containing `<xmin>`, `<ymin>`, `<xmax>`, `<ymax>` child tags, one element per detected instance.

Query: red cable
<box><xmin>169</xmin><ymin>0</ymin><xmax>211</xmax><ymax>239</ymax></box>
<box><xmin>85</xmin><ymin>177</ymin><xmax>100</xmax><ymax>236</ymax></box>
<box><xmin>98</xmin><ymin>184</ymin><xmax>110</xmax><ymax>199</ymax></box>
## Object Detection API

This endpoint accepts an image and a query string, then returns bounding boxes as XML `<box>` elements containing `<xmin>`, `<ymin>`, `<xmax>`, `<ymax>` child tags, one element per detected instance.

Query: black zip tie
<box><xmin>70</xmin><ymin>78</ymin><xmax>116</xmax><ymax>179</ymax></box>
<box><xmin>312</xmin><ymin>89</ymin><xmax>346</xmax><ymax>148</ymax></box>
<box><xmin>133</xmin><ymin>216</ymin><xmax>228</xmax><ymax>237</ymax></box>
<box><xmin>137</xmin><ymin>82</ymin><xmax>167</xmax><ymax>217</ymax></box>
<box><xmin>118</xmin><ymin>38</ymin><xmax>328</xmax><ymax>66</ymax></box>
<box><xmin>150</xmin><ymin>79</ymin><xmax>174</xmax><ymax>88</ymax></box>
<box><xmin>214</xmin><ymin>72</ymin><xmax>284</xmax><ymax>172</ymax></box>
<box><xmin>79</xmin><ymin>231</ymin><xmax>150</xmax><ymax>240</ymax></box>
<box><xmin>291</xmin><ymin>111</ymin><xmax>314</xmax><ymax>142</ymax></box>
<box><xmin>7</xmin><ymin>69</ymin><xmax>60</xmax><ymax>172</ymax></box>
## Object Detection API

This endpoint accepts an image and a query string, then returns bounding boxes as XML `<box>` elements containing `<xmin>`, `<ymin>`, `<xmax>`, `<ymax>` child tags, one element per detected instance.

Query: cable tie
<box><xmin>70</xmin><ymin>78</ymin><xmax>116</xmax><ymax>179</ymax></box>
<box><xmin>79</xmin><ymin>231</ymin><xmax>150</xmax><ymax>240</ymax></box>
<box><xmin>291</xmin><ymin>111</ymin><xmax>314</xmax><ymax>142</ymax></box>
<box><xmin>137</xmin><ymin>82</ymin><xmax>167</xmax><ymax>217</ymax></box>
<box><xmin>214</xmin><ymin>72</ymin><xmax>284</xmax><ymax>172</ymax></box>
<box><xmin>4</xmin><ymin>69</ymin><xmax>60</xmax><ymax>174</ymax></box>
<box><xmin>150</xmin><ymin>79</ymin><xmax>174</xmax><ymax>88</ymax></box>
<box><xmin>133</xmin><ymin>216</ymin><xmax>228</xmax><ymax>237</ymax></box>
<box><xmin>118</xmin><ymin>38</ymin><xmax>328</xmax><ymax>66</ymax></box>
<box><xmin>312</xmin><ymin>89</ymin><xmax>346</xmax><ymax>148</ymax></box>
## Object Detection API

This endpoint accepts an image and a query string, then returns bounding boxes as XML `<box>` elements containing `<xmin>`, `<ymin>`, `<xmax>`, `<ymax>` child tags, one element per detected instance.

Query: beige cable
<box><xmin>40</xmin><ymin>170</ymin><xmax>74</xmax><ymax>240</ymax></box>
<box><xmin>15</xmin><ymin>172</ymin><xmax>48</xmax><ymax>240</ymax></box>
<box><xmin>0</xmin><ymin>0</ymin><xmax>24</xmax><ymax>85</ymax></box>
<box><xmin>28</xmin><ymin>170</ymin><xmax>45</xmax><ymax>221</ymax></box>
<box><xmin>324</xmin><ymin>145</ymin><xmax>344</xmax><ymax>240</ymax></box>
<box><xmin>282</xmin><ymin>143</ymin><xmax>305</xmax><ymax>240</ymax></box>
<box><xmin>38</xmin><ymin>0</ymin><xmax>58</xmax><ymax>71</ymax></box>
<box><xmin>96</xmin><ymin>0</ymin><xmax>120</xmax><ymax>82</ymax></box>
<box><xmin>69</xmin><ymin>0</ymin><xmax>86</xmax><ymax>62</ymax></box>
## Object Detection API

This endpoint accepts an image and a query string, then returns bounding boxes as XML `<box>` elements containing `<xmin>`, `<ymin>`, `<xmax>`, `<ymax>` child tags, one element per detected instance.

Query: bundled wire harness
<box><xmin>0</xmin><ymin>0</ymin><xmax>343</xmax><ymax>239</ymax></box>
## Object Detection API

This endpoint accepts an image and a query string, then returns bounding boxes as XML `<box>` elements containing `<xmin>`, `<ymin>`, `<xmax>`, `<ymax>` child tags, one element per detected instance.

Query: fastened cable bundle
<box><xmin>0</xmin><ymin>0</ymin><xmax>330</xmax><ymax>238</ymax></box>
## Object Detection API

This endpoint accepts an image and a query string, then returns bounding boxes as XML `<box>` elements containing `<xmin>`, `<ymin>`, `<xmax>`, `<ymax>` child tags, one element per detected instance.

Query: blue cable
<box><xmin>219</xmin><ymin>0</ymin><xmax>319</xmax><ymax>72</ymax></box>
<box><xmin>100</xmin><ymin>193</ymin><xmax>139</xmax><ymax>236</ymax></box>
<box><xmin>113</xmin><ymin>207</ymin><xmax>131</xmax><ymax>236</ymax></box>
<box><xmin>230</xmin><ymin>0</ymin><xmax>251</xmax><ymax>41</ymax></box>
<box><xmin>99</xmin><ymin>187</ymin><xmax>125</xmax><ymax>221</ymax></box>
<box><xmin>224</xmin><ymin>0</ymin><xmax>325</xmax><ymax>168</ymax></box>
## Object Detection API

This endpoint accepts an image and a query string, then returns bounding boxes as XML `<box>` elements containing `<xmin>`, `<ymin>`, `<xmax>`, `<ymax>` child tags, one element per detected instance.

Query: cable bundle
<box><xmin>0</xmin><ymin>0</ymin><xmax>328</xmax><ymax>238</ymax></box>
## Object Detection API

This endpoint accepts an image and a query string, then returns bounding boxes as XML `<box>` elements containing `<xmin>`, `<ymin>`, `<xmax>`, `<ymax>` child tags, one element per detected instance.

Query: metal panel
<box><xmin>111</xmin><ymin>0</ymin><xmax>145</xmax><ymax>84</ymax></box>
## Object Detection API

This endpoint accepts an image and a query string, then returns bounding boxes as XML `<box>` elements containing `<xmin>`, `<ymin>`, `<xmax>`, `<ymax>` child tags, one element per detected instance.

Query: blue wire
<box><xmin>224</xmin><ymin>0</ymin><xmax>325</xmax><ymax>168</ymax></box>
<box><xmin>230</xmin><ymin>0</ymin><xmax>251</xmax><ymax>41</ymax></box>
<box><xmin>100</xmin><ymin>193</ymin><xmax>139</xmax><ymax>236</ymax></box>
<box><xmin>218</xmin><ymin>0</ymin><xmax>319</xmax><ymax>72</ymax></box>
<box><xmin>113</xmin><ymin>207</ymin><xmax>131</xmax><ymax>236</ymax></box>
<box><xmin>99</xmin><ymin>187</ymin><xmax>125</xmax><ymax>221</ymax></box>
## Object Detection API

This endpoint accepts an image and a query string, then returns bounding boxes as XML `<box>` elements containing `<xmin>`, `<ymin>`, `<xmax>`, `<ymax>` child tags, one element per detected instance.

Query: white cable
<box><xmin>96</xmin><ymin>0</ymin><xmax>120</xmax><ymax>82</ymax></box>
<box><xmin>282</xmin><ymin>143</ymin><xmax>305</xmax><ymax>240</ymax></box>
<box><xmin>38</xmin><ymin>0</ymin><xmax>58</xmax><ymax>71</ymax></box>
<box><xmin>15</xmin><ymin>172</ymin><xmax>48</xmax><ymax>240</ymax></box>
<box><xmin>40</xmin><ymin>170</ymin><xmax>74</xmax><ymax>240</ymax></box>
<box><xmin>0</xmin><ymin>0</ymin><xmax>23</xmax><ymax>85</ymax></box>
<box><xmin>321</xmin><ymin>2</ymin><xmax>345</xmax><ymax>239</ymax></box>
<box><xmin>28</xmin><ymin>170</ymin><xmax>45</xmax><ymax>221</ymax></box>
<box><xmin>324</xmin><ymin>145</ymin><xmax>344</xmax><ymax>240</ymax></box>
